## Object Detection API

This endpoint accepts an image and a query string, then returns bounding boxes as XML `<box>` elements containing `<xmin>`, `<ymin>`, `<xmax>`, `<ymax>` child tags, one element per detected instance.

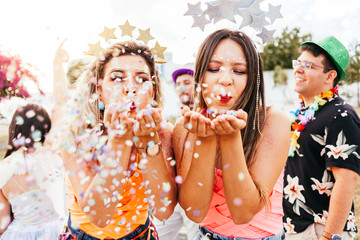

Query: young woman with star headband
<box><xmin>56</xmin><ymin>41</ymin><xmax>177</xmax><ymax>240</ymax></box>
<box><xmin>173</xmin><ymin>29</ymin><xmax>290</xmax><ymax>239</ymax></box>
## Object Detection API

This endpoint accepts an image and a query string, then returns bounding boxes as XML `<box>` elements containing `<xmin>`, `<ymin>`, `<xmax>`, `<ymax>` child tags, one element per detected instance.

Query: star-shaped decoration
<box><xmin>266</xmin><ymin>4</ymin><xmax>283</xmax><ymax>24</ymax></box>
<box><xmin>99</xmin><ymin>26</ymin><xmax>116</xmax><ymax>42</ymax></box>
<box><xmin>184</xmin><ymin>2</ymin><xmax>203</xmax><ymax>16</ymax></box>
<box><xmin>238</xmin><ymin>8</ymin><xmax>253</xmax><ymax>29</ymax></box>
<box><xmin>217</xmin><ymin>0</ymin><xmax>241</xmax><ymax>23</ymax></box>
<box><xmin>256</xmin><ymin>27</ymin><xmax>276</xmax><ymax>44</ymax></box>
<box><xmin>151</xmin><ymin>41</ymin><xmax>167</xmax><ymax>59</ymax></box>
<box><xmin>203</xmin><ymin>1</ymin><xmax>222</xmax><ymax>22</ymax></box>
<box><xmin>84</xmin><ymin>41</ymin><xmax>105</xmax><ymax>56</ymax></box>
<box><xmin>137</xmin><ymin>28</ymin><xmax>155</xmax><ymax>45</ymax></box>
<box><xmin>118</xmin><ymin>20</ymin><xmax>136</xmax><ymax>37</ymax></box>
<box><xmin>250</xmin><ymin>13</ymin><xmax>269</xmax><ymax>31</ymax></box>
<box><xmin>237</xmin><ymin>0</ymin><xmax>255</xmax><ymax>8</ymax></box>
<box><xmin>191</xmin><ymin>13</ymin><xmax>211</xmax><ymax>31</ymax></box>
<box><xmin>247</xmin><ymin>0</ymin><xmax>265</xmax><ymax>16</ymax></box>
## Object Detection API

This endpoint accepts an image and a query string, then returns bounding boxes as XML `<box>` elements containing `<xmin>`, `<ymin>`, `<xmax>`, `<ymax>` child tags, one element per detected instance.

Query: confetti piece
<box><xmin>233</xmin><ymin>197</ymin><xmax>243</xmax><ymax>206</ymax></box>
<box><xmin>25</xmin><ymin>110</ymin><xmax>36</xmax><ymax>118</ymax></box>
<box><xmin>238</xmin><ymin>172</ymin><xmax>245</xmax><ymax>181</ymax></box>
<box><xmin>175</xmin><ymin>175</ymin><xmax>183</xmax><ymax>184</ymax></box>
<box><xmin>162</xmin><ymin>182</ymin><xmax>171</xmax><ymax>192</ymax></box>
<box><xmin>194</xmin><ymin>210</ymin><xmax>200</xmax><ymax>216</ymax></box>
<box><xmin>84</xmin><ymin>206</ymin><xmax>90</xmax><ymax>212</ymax></box>
<box><xmin>88</xmin><ymin>199</ymin><xmax>95</xmax><ymax>206</ymax></box>
<box><xmin>15</xmin><ymin>116</ymin><xmax>24</xmax><ymax>125</ymax></box>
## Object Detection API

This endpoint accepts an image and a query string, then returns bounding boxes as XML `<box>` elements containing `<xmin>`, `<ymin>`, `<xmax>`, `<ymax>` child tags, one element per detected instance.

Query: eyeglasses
<box><xmin>292</xmin><ymin>60</ymin><xmax>325</xmax><ymax>70</ymax></box>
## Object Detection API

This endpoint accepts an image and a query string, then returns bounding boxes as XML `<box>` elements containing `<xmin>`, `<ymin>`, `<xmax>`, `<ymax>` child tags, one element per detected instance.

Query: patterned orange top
<box><xmin>66</xmin><ymin>166</ymin><xmax>148</xmax><ymax>239</ymax></box>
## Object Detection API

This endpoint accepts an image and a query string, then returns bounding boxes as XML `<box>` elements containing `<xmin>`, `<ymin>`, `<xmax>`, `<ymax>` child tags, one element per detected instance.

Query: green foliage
<box><xmin>344</xmin><ymin>40</ymin><xmax>360</xmax><ymax>85</ymax></box>
<box><xmin>273</xmin><ymin>65</ymin><xmax>288</xmax><ymax>86</ymax></box>
<box><xmin>261</xmin><ymin>27</ymin><xmax>312</xmax><ymax>71</ymax></box>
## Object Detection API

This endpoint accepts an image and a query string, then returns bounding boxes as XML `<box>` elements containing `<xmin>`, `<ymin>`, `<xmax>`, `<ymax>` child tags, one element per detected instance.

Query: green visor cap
<box><xmin>301</xmin><ymin>36</ymin><xmax>349</xmax><ymax>80</ymax></box>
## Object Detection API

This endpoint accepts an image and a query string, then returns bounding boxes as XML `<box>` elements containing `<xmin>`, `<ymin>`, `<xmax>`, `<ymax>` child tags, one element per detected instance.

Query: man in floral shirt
<box><xmin>283</xmin><ymin>36</ymin><xmax>360</xmax><ymax>240</ymax></box>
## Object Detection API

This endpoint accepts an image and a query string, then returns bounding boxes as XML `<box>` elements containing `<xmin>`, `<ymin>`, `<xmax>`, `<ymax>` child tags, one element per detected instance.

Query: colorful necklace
<box><xmin>288</xmin><ymin>86</ymin><xmax>338</xmax><ymax>157</ymax></box>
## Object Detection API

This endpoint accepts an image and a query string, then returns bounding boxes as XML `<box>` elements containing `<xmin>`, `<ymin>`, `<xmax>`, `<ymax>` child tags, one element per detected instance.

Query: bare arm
<box><xmin>219</xmin><ymin>107</ymin><xmax>290</xmax><ymax>224</ymax></box>
<box><xmin>62</xmin><ymin>105</ymin><xmax>134</xmax><ymax>228</ymax></box>
<box><xmin>0</xmin><ymin>190</ymin><xmax>11</xmax><ymax>235</ymax></box>
<box><xmin>53</xmin><ymin>39</ymin><xmax>69</xmax><ymax>108</ymax></box>
<box><xmin>174</xmin><ymin>109</ymin><xmax>218</xmax><ymax>223</ymax></box>
<box><xmin>133</xmin><ymin>108</ymin><xmax>177</xmax><ymax>220</ymax></box>
<box><xmin>62</xmin><ymin>137</ymin><xmax>132</xmax><ymax>228</ymax></box>
<box><xmin>320</xmin><ymin>167</ymin><xmax>359</xmax><ymax>240</ymax></box>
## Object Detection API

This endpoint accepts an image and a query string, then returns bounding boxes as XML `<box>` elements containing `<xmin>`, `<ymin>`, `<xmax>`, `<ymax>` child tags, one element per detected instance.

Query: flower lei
<box><xmin>288</xmin><ymin>86</ymin><xmax>338</xmax><ymax>157</ymax></box>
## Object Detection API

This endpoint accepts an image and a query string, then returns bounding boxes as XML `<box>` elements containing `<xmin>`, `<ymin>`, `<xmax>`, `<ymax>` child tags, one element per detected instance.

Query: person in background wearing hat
<box><xmin>172</xmin><ymin>68</ymin><xmax>195</xmax><ymax>108</ymax></box>
<box><xmin>283</xmin><ymin>36</ymin><xmax>360</xmax><ymax>240</ymax></box>
<box><xmin>152</xmin><ymin>68</ymin><xmax>199</xmax><ymax>240</ymax></box>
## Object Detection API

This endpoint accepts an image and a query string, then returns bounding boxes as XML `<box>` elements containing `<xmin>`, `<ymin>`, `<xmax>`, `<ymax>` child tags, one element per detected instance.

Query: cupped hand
<box><xmin>182</xmin><ymin>107</ymin><xmax>215</xmax><ymax>137</ymax></box>
<box><xmin>212</xmin><ymin>109</ymin><xmax>247</xmax><ymax>136</ymax></box>
<box><xmin>104</xmin><ymin>103</ymin><xmax>134</xmax><ymax>141</ymax></box>
<box><xmin>133</xmin><ymin>107</ymin><xmax>164</xmax><ymax>137</ymax></box>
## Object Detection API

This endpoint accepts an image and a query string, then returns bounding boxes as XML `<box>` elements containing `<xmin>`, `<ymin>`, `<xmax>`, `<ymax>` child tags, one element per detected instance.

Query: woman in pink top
<box><xmin>173</xmin><ymin>29</ymin><xmax>290</xmax><ymax>240</ymax></box>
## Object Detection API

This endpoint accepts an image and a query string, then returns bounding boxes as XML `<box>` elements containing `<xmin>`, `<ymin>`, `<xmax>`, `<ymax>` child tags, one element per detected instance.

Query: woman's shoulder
<box><xmin>265</xmin><ymin>106</ymin><xmax>289</xmax><ymax>122</ymax></box>
<box><xmin>263</xmin><ymin>106</ymin><xmax>290</xmax><ymax>132</ymax></box>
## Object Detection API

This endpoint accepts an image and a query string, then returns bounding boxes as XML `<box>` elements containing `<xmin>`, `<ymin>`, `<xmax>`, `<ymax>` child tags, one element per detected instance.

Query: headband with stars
<box><xmin>184</xmin><ymin>0</ymin><xmax>283</xmax><ymax>45</ymax></box>
<box><xmin>84</xmin><ymin>20</ymin><xmax>167</xmax><ymax>63</ymax></box>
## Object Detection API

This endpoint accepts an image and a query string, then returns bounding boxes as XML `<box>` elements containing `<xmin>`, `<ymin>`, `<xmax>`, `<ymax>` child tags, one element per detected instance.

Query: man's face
<box><xmin>175</xmin><ymin>74</ymin><xmax>194</xmax><ymax>106</ymax></box>
<box><xmin>293</xmin><ymin>51</ymin><xmax>330</xmax><ymax>105</ymax></box>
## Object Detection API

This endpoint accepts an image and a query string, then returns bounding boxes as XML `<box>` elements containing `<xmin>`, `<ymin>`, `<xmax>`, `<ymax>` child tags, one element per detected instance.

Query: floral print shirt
<box><xmin>283</xmin><ymin>96</ymin><xmax>360</xmax><ymax>233</ymax></box>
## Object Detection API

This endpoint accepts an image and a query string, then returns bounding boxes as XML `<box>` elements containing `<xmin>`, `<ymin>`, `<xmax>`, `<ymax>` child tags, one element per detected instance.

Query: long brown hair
<box><xmin>5</xmin><ymin>103</ymin><xmax>51</xmax><ymax>157</ymax></box>
<box><xmin>194</xmin><ymin>29</ymin><xmax>266</xmax><ymax>167</ymax></box>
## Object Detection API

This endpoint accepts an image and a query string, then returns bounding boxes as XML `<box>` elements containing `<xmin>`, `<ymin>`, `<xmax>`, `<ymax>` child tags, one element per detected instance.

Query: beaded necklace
<box><xmin>288</xmin><ymin>86</ymin><xmax>338</xmax><ymax>157</ymax></box>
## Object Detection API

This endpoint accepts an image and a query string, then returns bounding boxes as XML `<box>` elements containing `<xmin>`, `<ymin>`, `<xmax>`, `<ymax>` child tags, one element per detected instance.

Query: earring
<box><xmin>253</xmin><ymin>53</ymin><xmax>261</xmax><ymax>132</ymax></box>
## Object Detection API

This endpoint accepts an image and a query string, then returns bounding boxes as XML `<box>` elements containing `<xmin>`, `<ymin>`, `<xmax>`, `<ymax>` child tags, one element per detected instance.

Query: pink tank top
<box><xmin>200</xmin><ymin>168</ymin><xmax>284</xmax><ymax>238</ymax></box>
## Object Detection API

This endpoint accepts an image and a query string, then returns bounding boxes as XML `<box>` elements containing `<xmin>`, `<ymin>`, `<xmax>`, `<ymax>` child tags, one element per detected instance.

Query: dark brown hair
<box><xmin>5</xmin><ymin>103</ymin><xmax>51</xmax><ymax>157</ymax></box>
<box><xmin>194</xmin><ymin>29</ymin><xmax>266</xmax><ymax>167</ymax></box>
<box><xmin>300</xmin><ymin>44</ymin><xmax>339</xmax><ymax>86</ymax></box>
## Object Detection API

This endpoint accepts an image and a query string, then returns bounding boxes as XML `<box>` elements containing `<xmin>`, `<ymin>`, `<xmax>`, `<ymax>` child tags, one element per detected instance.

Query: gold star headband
<box><xmin>84</xmin><ymin>20</ymin><xmax>167</xmax><ymax>63</ymax></box>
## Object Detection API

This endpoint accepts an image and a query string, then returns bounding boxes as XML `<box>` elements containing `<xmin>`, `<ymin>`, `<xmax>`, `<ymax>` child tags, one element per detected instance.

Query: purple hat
<box><xmin>172</xmin><ymin>68</ymin><xmax>194</xmax><ymax>83</ymax></box>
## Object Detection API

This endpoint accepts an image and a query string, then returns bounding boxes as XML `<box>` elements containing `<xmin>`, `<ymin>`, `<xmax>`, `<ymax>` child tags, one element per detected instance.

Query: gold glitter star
<box><xmin>84</xmin><ymin>41</ymin><xmax>105</xmax><ymax>56</ymax></box>
<box><xmin>118</xmin><ymin>20</ymin><xmax>136</xmax><ymax>37</ymax></box>
<box><xmin>137</xmin><ymin>28</ymin><xmax>154</xmax><ymax>45</ymax></box>
<box><xmin>99</xmin><ymin>26</ymin><xmax>117</xmax><ymax>42</ymax></box>
<box><xmin>151</xmin><ymin>41</ymin><xmax>167</xmax><ymax>59</ymax></box>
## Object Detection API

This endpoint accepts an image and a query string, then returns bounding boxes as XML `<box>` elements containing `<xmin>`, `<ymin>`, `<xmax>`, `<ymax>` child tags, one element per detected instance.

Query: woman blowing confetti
<box><xmin>56</xmin><ymin>41</ymin><xmax>177</xmax><ymax>240</ymax></box>
<box><xmin>173</xmin><ymin>29</ymin><xmax>290</xmax><ymax>240</ymax></box>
